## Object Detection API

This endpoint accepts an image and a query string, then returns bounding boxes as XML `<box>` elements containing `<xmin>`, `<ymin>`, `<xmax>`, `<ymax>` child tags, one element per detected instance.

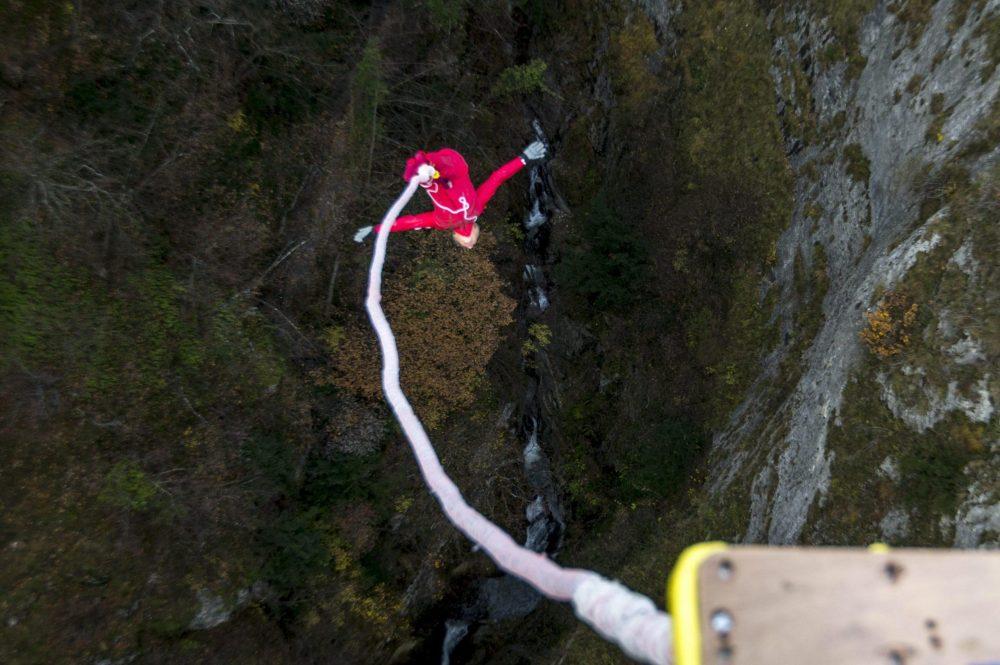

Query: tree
<box><xmin>325</xmin><ymin>232</ymin><xmax>514</xmax><ymax>428</ymax></box>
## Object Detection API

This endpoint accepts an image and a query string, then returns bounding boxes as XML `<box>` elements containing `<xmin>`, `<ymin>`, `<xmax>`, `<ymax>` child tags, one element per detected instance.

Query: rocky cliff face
<box><xmin>709</xmin><ymin>0</ymin><xmax>999</xmax><ymax>547</ymax></box>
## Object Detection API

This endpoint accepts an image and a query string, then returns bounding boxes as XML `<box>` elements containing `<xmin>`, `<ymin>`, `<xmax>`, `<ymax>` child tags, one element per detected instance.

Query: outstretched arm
<box><xmin>356</xmin><ymin>211</ymin><xmax>439</xmax><ymax>242</ymax></box>
<box><xmin>475</xmin><ymin>158</ymin><xmax>525</xmax><ymax>210</ymax></box>
<box><xmin>376</xmin><ymin>211</ymin><xmax>439</xmax><ymax>233</ymax></box>
<box><xmin>354</xmin><ymin>164</ymin><xmax>439</xmax><ymax>242</ymax></box>
<box><xmin>474</xmin><ymin>141</ymin><xmax>548</xmax><ymax>212</ymax></box>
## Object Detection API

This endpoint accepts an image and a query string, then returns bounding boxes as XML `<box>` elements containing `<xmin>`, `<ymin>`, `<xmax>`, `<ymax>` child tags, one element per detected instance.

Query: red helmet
<box><xmin>402</xmin><ymin>149</ymin><xmax>469</xmax><ymax>182</ymax></box>
<box><xmin>402</xmin><ymin>151</ymin><xmax>431</xmax><ymax>181</ymax></box>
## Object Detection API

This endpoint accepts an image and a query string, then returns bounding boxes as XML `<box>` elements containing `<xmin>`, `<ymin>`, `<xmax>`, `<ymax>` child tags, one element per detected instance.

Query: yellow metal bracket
<box><xmin>667</xmin><ymin>541</ymin><xmax>728</xmax><ymax>665</ymax></box>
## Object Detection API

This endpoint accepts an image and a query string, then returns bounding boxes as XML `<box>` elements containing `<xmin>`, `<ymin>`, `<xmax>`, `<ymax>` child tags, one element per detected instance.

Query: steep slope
<box><xmin>508</xmin><ymin>2</ymin><xmax>998</xmax><ymax>662</ymax></box>
<box><xmin>710</xmin><ymin>0</ymin><xmax>999</xmax><ymax>548</ymax></box>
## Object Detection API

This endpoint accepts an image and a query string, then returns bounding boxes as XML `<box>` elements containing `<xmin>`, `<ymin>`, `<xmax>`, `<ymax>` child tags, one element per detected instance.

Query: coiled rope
<box><xmin>365</xmin><ymin>174</ymin><xmax>672</xmax><ymax>665</ymax></box>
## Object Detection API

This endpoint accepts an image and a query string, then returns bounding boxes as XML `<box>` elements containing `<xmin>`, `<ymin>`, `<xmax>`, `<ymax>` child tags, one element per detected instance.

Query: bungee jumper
<box><xmin>353</xmin><ymin>140</ymin><xmax>547</xmax><ymax>249</ymax></box>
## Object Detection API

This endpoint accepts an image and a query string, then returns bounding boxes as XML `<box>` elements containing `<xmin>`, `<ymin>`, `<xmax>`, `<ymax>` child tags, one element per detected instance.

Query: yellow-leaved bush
<box><xmin>861</xmin><ymin>290</ymin><xmax>919</xmax><ymax>358</ymax></box>
<box><xmin>325</xmin><ymin>231</ymin><xmax>515</xmax><ymax>428</ymax></box>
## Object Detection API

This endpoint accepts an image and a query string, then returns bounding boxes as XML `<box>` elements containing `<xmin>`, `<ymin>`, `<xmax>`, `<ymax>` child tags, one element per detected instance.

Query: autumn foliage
<box><xmin>861</xmin><ymin>291</ymin><xmax>919</xmax><ymax>358</ymax></box>
<box><xmin>326</xmin><ymin>231</ymin><xmax>515</xmax><ymax>428</ymax></box>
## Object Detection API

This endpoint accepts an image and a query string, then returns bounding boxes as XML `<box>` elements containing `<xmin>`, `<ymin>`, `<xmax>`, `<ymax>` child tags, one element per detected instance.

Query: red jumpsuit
<box><xmin>375</xmin><ymin>148</ymin><xmax>526</xmax><ymax>238</ymax></box>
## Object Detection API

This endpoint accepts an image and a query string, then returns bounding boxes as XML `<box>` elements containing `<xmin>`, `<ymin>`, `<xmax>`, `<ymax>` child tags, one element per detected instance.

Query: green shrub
<box><xmin>243</xmin><ymin>432</ymin><xmax>298</xmax><ymax>496</ymax></box>
<box><xmin>244</xmin><ymin>68</ymin><xmax>317</xmax><ymax>133</ymax></box>
<box><xmin>975</xmin><ymin>12</ymin><xmax>1000</xmax><ymax>82</ymax></box>
<box><xmin>302</xmin><ymin>452</ymin><xmax>381</xmax><ymax>507</ymax></box>
<box><xmin>915</xmin><ymin>161</ymin><xmax>969</xmax><ymax>221</ymax></box>
<box><xmin>259</xmin><ymin>507</ymin><xmax>330</xmax><ymax>596</ymax></box>
<box><xmin>426</xmin><ymin>0</ymin><xmax>466</xmax><ymax>32</ymax></box>
<box><xmin>810</xmin><ymin>0</ymin><xmax>876</xmax><ymax>77</ymax></box>
<box><xmin>511</xmin><ymin>0</ymin><xmax>553</xmax><ymax>31</ymax></box>
<box><xmin>889</xmin><ymin>0</ymin><xmax>936</xmax><ymax>47</ymax></box>
<box><xmin>492</xmin><ymin>59</ymin><xmax>549</xmax><ymax>97</ymax></box>
<box><xmin>0</xmin><ymin>216</ymin><xmax>85</xmax><ymax>368</ymax></box>
<box><xmin>617</xmin><ymin>417</ymin><xmax>707</xmax><ymax>500</ymax></box>
<box><xmin>62</xmin><ymin>39</ymin><xmax>183</xmax><ymax>136</ymax></box>
<box><xmin>929</xmin><ymin>92</ymin><xmax>946</xmax><ymax>115</ymax></box>
<box><xmin>925</xmin><ymin>93</ymin><xmax>951</xmax><ymax>143</ymax></box>
<box><xmin>557</xmin><ymin>391</ymin><xmax>615</xmax><ymax>522</ymax></box>
<box><xmin>348</xmin><ymin>39</ymin><xmax>388</xmax><ymax>167</ymax></box>
<box><xmin>0</xmin><ymin>0</ymin><xmax>74</xmax><ymax>41</ymax></box>
<box><xmin>844</xmin><ymin>142</ymin><xmax>871</xmax><ymax>183</ymax></box>
<box><xmin>959</xmin><ymin>97</ymin><xmax>1000</xmax><ymax>159</ymax></box>
<box><xmin>521</xmin><ymin>323</ymin><xmax>552</xmax><ymax>356</ymax></box>
<box><xmin>556</xmin><ymin>194</ymin><xmax>650</xmax><ymax>314</ymax></box>
<box><xmin>99</xmin><ymin>461</ymin><xmax>159</xmax><ymax>511</ymax></box>
<box><xmin>84</xmin><ymin>267</ymin><xmax>199</xmax><ymax>402</ymax></box>
<box><xmin>898</xmin><ymin>429</ymin><xmax>975</xmax><ymax>516</ymax></box>
<box><xmin>610</xmin><ymin>14</ymin><xmax>662</xmax><ymax>116</ymax></box>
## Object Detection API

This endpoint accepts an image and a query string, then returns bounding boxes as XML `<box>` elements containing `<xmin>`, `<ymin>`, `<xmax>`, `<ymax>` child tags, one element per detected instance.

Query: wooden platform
<box><xmin>691</xmin><ymin>547</ymin><xmax>1000</xmax><ymax>665</ymax></box>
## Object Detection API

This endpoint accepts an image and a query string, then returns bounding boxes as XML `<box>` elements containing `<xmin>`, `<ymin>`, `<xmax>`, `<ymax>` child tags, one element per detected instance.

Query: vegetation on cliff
<box><xmin>1</xmin><ymin>1</ymin><xmax>534</xmax><ymax>661</ymax></box>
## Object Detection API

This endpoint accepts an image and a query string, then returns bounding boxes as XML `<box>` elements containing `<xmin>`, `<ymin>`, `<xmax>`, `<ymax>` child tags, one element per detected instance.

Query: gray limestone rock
<box><xmin>709</xmin><ymin>0</ymin><xmax>1000</xmax><ymax>544</ymax></box>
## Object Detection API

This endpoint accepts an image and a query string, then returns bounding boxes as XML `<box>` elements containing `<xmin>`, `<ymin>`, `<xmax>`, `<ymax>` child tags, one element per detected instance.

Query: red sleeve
<box><xmin>375</xmin><ymin>211</ymin><xmax>438</xmax><ymax>233</ymax></box>
<box><xmin>494</xmin><ymin>156</ymin><xmax>527</xmax><ymax>181</ymax></box>
<box><xmin>474</xmin><ymin>157</ymin><xmax>526</xmax><ymax>212</ymax></box>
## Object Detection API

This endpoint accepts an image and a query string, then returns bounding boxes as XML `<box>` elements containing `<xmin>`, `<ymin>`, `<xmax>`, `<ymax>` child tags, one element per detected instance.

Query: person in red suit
<box><xmin>354</xmin><ymin>141</ymin><xmax>547</xmax><ymax>249</ymax></box>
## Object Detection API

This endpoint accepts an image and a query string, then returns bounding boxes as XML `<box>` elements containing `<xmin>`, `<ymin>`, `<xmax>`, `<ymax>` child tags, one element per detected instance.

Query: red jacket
<box><xmin>377</xmin><ymin>148</ymin><xmax>525</xmax><ymax>238</ymax></box>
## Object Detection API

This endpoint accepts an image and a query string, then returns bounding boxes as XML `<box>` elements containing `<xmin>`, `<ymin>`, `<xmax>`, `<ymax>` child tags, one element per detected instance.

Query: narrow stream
<box><xmin>440</xmin><ymin>121</ymin><xmax>563</xmax><ymax>664</ymax></box>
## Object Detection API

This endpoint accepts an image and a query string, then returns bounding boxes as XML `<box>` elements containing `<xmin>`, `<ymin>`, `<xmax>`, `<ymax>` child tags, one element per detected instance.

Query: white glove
<box><xmin>353</xmin><ymin>226</ymin><xmax>373</xmax><ymax>243</ymax></box>
<box><xmin>521</xmin><ymin>140</ymin><xmax>547</xmax><ymax>165</ymax></box>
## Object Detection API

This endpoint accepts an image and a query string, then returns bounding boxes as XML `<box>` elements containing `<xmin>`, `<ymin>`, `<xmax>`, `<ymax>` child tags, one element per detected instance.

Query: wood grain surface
<box><xmin>695</xmin><ymin>547</ymin><xmax>1000</xmax><ymax>665</ymax></box>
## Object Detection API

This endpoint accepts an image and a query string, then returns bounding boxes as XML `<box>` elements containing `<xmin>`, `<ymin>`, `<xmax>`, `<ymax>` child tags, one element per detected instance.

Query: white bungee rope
<box><xmin>364</xmin><ymin>170</ymin><xmax>673</xmax><ymax>665</ymax></box>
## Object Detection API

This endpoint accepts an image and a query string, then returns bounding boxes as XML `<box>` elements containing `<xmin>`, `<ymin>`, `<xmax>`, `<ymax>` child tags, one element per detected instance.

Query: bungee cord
<box><xmin>364</xmin><ymin>170</ymin><xmax>673</xmax><ymax>665</ymax></box>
